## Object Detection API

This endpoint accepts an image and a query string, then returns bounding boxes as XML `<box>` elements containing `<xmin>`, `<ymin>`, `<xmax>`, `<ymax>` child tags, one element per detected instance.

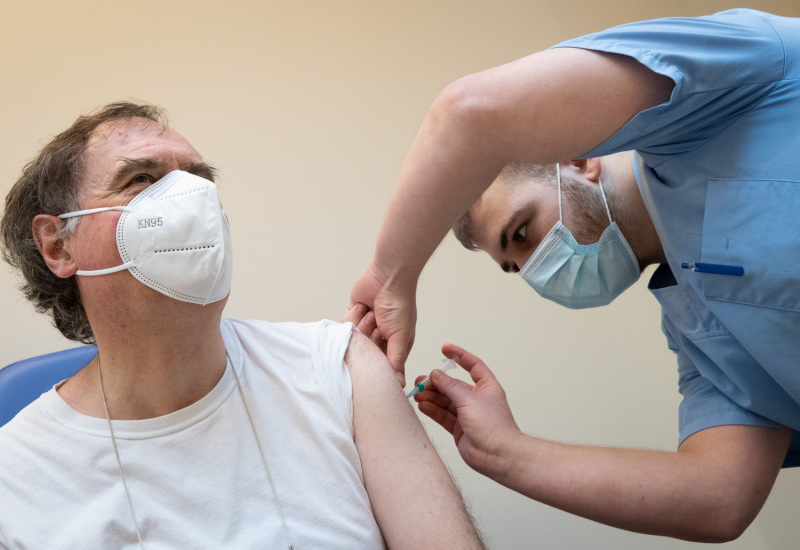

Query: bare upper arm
<box><xmin>436</xmin><ymin>47</ymin><xmax>675</xmax><ymax>164</ymax></box>
<box><xmin>677</xmin><ymin>424</ymin><xmax>792</xmax><ymax>536</ymax></box>
<box><xmin>346</xmin><ymin>330</ymin><xmax>484</xmax><ymax>549</ymax></box>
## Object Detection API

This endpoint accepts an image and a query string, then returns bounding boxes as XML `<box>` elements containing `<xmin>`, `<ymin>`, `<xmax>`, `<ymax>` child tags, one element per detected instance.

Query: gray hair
<box><xmin>1</xmin><ymin>101</ymin><xmax>167</xmax><ymax>343</ymax></box>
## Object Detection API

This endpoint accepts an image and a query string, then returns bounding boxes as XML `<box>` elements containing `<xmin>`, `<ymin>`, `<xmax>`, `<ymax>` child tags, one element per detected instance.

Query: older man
<box><xmin>0</xmin><ymin>102</ymin><xmax>483</xmax><ymax>549</ymax></box>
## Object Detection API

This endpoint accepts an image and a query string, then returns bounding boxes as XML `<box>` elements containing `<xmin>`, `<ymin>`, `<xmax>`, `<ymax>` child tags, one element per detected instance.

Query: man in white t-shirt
<box><xmin>0</xmin><ymin>101</ymin><xmax>484</xmax><ymax>549</ymax></box>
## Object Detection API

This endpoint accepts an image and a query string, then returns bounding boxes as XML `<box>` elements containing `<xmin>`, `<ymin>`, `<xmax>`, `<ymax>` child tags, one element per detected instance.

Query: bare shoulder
<box><xmin>345</xmin><ymin>328</ymin><xmax>423</xmax><ymax>435</ymax></box>
<box><xmin>344</xmin><ymin>329</ymin><xmax>392</xmax><ymax>381</ymax></box>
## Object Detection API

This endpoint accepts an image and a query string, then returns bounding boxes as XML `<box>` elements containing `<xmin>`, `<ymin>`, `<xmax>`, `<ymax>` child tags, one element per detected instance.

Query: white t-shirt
<box><xmin>0</xmin><ymin>319</ymin><xmax>386</xmax><ymax>549</ymax></box>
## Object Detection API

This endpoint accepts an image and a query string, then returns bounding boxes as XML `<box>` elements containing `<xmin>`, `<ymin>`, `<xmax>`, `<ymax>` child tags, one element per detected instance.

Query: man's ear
<box><xmin>32</xmin><ymin>215</ymin><xmax>77</xmax><ymax>278</ymax></box>
<box><xmin>567</xmin><ymin>158</ymin><xmax>603</xmax><ymax>183</ymax></box>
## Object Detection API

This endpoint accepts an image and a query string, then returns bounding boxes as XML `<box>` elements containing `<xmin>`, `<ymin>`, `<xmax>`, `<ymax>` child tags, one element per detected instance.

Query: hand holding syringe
<box><xmin>407</xmin><ymin>358</ymin><xmax>459</xmax><ymax>398</ymax></box>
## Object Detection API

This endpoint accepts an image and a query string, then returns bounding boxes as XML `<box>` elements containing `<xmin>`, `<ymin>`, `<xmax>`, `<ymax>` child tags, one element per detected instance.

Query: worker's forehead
<box><xmin>470</xmin><ymin>180</ymin><xmax>548</xmax><ymax>245</ymax></box>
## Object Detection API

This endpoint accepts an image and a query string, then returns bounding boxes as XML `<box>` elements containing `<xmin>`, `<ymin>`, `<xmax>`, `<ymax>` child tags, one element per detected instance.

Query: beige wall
<box><xmin>2</xmin><ymin>1</ymin><xmax>799</xmax><ymax>548</ymax></box>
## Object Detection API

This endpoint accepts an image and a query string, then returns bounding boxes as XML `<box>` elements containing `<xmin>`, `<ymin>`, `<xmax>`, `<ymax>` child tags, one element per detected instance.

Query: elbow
<box><xmin>429</xmin><ymin>74</ymin><xmax>506</xmax><ymax>154</ymax></box>
<box><xmin>433</xmin><ymin>74</ymin><xmax>487</xmax><ymax>121</ymax></box>
<box><xmin>694</xmin><ymin>525</ymin><xmax>746</xmax><ymax>545</ymax></box>
<box><xmin>685</xmin><ymin>503</ymin><xmax>756</xmax><ymax>544</ymax></box>
<box><xmin>708</xmin><ymin>514</ymin><xmax>754</xmax><ymax>544</ymax></box>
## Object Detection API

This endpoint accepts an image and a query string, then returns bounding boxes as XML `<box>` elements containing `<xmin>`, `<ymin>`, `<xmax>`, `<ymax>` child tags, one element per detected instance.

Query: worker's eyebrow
<box><xmin>111</xmin><ymin>158</ymin><xmax>218</xmax><ymax>186</ymax></box>
<box><xmin>499</xmin><ymin>216</ymin><xmax>514</xmax><ymax>252</ymax></box>
<box><xmin>499</xmin><ymin>214</ymin><xmax>522</xmax><ymax>273</ymax></box>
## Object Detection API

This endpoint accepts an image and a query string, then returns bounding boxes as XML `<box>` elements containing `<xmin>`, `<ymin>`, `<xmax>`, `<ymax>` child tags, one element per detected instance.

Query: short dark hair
<box><xmin>452</xmin><ymin>163</ymin><xmax>556</xmax><ymax>250</ymax></box>
<box><xmin>1</xmin><ymin>101</ymin><xmax>168</xmax><ymax>343</ymax></box>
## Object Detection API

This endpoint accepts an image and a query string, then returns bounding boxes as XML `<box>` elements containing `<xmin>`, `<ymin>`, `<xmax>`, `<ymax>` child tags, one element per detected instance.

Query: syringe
<box><xmin>407</xmin><ymin>358</ymin><xmax>459</xmax><ymax>398</ymax></box>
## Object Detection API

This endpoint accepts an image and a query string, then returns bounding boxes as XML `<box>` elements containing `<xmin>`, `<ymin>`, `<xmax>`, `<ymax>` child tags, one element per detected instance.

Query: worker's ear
<box><xmin>32</xmin><ymin>215</ymin><xmax>78</xmax><ymax>278</ymax></box>
<box><xmin>567</xmin><ymin>158</ymin><xmax>602</xmax><ymax>184</ymax></box>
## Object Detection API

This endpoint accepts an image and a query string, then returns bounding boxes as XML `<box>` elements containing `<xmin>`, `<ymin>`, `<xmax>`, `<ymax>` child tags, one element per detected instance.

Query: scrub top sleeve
<box><xmin>551</xmin><ymin>9</ymin><xmax>786</xmax><ymax>161</ymax></box>
<box><xmin>661</xmin><ymin>314</ymin><xmax>783</xmax><ymax>449</ymax></box>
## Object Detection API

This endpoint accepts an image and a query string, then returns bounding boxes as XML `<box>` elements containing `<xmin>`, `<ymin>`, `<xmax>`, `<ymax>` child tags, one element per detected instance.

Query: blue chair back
<box><xmin>0</xmin><ymin>346</ymin><xmax>98</xmax><ymax>427</ymax></box>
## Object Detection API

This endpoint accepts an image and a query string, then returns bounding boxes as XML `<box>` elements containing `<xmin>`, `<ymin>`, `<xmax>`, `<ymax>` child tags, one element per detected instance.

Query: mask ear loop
<box><xmin>58</xmin><ymin>206</ymin><xmax>137</xmax><ymax>276</ymax></box>
<box><xmin>556</xmin><ymin>163</ymin><xmax>563</xmax><ymax>223</ymax></box>
<box><xmin>597</xmin><ymin>179</ymin><xmax>614</xmax><ymax>225</ymax></box>
<box><xmin>58</xmin><ymin>205</ymin><xmax>132</xmax><ymax>219</ymax></box>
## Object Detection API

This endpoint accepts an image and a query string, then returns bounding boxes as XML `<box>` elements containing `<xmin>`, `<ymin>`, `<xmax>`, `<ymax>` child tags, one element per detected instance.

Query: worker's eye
<box><xmin>513</xmin><ymin>224</ymin><xmax>526</xmax><ymax>243</ymax></box>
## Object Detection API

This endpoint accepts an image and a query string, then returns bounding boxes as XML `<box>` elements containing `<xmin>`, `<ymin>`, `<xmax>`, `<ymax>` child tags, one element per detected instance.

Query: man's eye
<box><xmin>131</xmin><ymin>173</ymin><xmax>154</xmax><ymax>185</ymax></box>
<box><xmin>513</xmin><ymin>225</ymin><xmax>526</xmax><ymax>243</ymax></box>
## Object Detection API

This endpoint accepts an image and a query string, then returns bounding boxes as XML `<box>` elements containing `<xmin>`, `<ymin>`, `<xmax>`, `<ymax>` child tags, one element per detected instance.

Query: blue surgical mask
<box><xmin>518</xmin><ymin>163</ymin><xmax>639</xmax><ymax>309</ymax></box>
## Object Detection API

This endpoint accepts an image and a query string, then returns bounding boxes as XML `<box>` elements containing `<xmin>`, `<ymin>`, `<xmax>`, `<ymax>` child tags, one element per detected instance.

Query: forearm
<box><xmin>370</xmin><ymin>48</ymin><xmax>673</xmax><ymax>286</ymax></box>
<box><xmin>370</xmin><ymin>81</ymin><xmax>509</xmax><ymax>287</ymax></box>
<box><xmin>490</xmin><ymin>426</ymin><xmax>790</xmax><ymax>542</ymax></box>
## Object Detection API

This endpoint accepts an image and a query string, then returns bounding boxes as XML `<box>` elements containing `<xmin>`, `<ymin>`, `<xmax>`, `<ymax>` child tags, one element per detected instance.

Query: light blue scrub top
<box><xmin>555</xmin><ymin>9</ymin><xmax>800</xmax><ymax>467</ymax></box>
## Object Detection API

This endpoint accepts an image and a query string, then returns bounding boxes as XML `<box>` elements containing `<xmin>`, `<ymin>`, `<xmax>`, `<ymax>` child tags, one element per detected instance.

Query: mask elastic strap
<box><xmin>58</xmin><ymin>205</ymin><xmax>132</xmax><ymax>219</ymax></box>
<box><xmin>597</xmin><ymin>179</ymin><xmax>613</xmax><ymax>224</ymax></box>
<box><xmin>556</xmin><ymin>163</ymin><xmax>563</xmax><ymax>222</ymax></box>
<box><xmin>58</xmin><ymin>205</ymin><xmax>135</xmax><ymax>276</ymax></box>
<box><xmin>75</xmin><ymin>262</ymin><xmax>135</xmax><ymax>276</ymax></box>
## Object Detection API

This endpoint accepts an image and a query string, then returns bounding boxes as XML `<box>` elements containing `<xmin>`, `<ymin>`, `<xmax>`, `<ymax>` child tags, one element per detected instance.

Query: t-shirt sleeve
<box><xmin>311</xmin><ymin>320</ymin><xmax>356</xmax><ymax>428</ymax></box>
<box><xmin>552</xmin><ymin>9</ymin><xmax>786</xmax><ymax>162</ymax></box>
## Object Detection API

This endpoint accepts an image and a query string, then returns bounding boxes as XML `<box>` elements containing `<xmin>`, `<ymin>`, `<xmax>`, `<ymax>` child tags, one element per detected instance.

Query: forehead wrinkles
<box><xmin>78</xmin><ymin>119</ymin><xmax>179</xmax><ymax>201</ymax></box>
<box><xmin>86</xmin><ymin>118</ymin><xmax>168</xmax><ymax>153</ymax></box>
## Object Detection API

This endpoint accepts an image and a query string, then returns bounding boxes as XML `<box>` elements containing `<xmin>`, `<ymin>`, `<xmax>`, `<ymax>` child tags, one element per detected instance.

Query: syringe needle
<box><xmin>407</xmin><ymin>358</ymin><xmax>458</xmax><ymax>398</ymax></box>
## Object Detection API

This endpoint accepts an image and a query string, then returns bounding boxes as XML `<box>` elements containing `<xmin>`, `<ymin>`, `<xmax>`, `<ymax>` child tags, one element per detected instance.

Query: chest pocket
<box><xmin>701</xmin><ymin>179</ymin><xmax>800</xmax><ymax>311</ymax></box>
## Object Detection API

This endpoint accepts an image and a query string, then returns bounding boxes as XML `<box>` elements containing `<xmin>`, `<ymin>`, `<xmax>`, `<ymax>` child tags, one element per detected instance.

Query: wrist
<box><xmin>484</xmin><ymin>428</ymin><xmax>528</xmax><ymax>485</ymax></box>
<box><xmin>368</xmin><ymin>256</ymin><xmax>419</xmax><ymax>294</ymax></box>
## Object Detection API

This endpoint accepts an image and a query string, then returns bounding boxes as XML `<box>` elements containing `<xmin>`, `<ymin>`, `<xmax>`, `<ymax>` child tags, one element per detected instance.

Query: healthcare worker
<box><xmin>345</xmin><ymin>8</ymin><xmax>800</xmax><ymax>542</ymax></box>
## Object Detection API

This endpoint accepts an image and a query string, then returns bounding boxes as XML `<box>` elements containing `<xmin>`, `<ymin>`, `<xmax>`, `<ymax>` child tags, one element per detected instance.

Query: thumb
<box><xmin>430</xmin><ymin>370</ymin><xmax>474</xmax><ymax>407</ymax></box>
<box><xmin>386</xmin><ymin>333</ymin><xmax>410</xmax><ymax>385</ymax></box>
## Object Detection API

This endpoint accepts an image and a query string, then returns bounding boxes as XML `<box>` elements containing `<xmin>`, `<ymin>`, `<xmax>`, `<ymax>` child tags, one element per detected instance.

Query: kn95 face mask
<box><xmin>58</xmin><ymin>170</ymin><xmax>233</xmax><ymax>305</ymax></box>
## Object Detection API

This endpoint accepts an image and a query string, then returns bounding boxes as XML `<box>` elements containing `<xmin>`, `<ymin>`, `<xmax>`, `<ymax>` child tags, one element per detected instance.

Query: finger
<box><xmin>441</xmin><ymin>343</ymin><xmax>500</xmax><ymax>387</ymax></box>
<box><xmin>429</xmin><ymin>370</ymin><xmax>481</xmax><ymax>409</ymax></box>
<box><xmin>370</xmin><ymin>327</ymin><xmax>387</xmax><ymax>354</ymax></box>
<box><xmin>417</xmin><ymin>399</ymin><xmax>459</xmax><ymax>436</ymax></box>
<box><xmin>386</xmin><ymin>332</ymin><xmax>411</xmax><ymax>385</ymax></box>
<box><xmin>358</xmin><ymin>310</ymin><xmax>377</xmax><ymax>337</ymax></box>
<box><xmin>342</xmin><ymin>302</ymin><xmax>368</xmax><ymax>325</ymax></box>
<box><xmin>414</xmin><ymin>386</ymin><xmax>455</xmax><ymax>412</ymax></box>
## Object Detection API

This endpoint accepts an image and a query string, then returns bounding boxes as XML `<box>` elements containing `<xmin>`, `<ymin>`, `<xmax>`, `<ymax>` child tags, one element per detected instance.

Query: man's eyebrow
<box><xmin>182</xmin><ymin>161</ymin><xmax>218</xmax><ymax>182</ymax></box>
<box><xmin>112</xmin><ymin>158</ymin><xmax>218</xmax><ymax>185</ymax></box>
<box><xmin>111</xmin><ymin>157</ymin><xmax>164</xmax><ymax>187</ymax></box>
